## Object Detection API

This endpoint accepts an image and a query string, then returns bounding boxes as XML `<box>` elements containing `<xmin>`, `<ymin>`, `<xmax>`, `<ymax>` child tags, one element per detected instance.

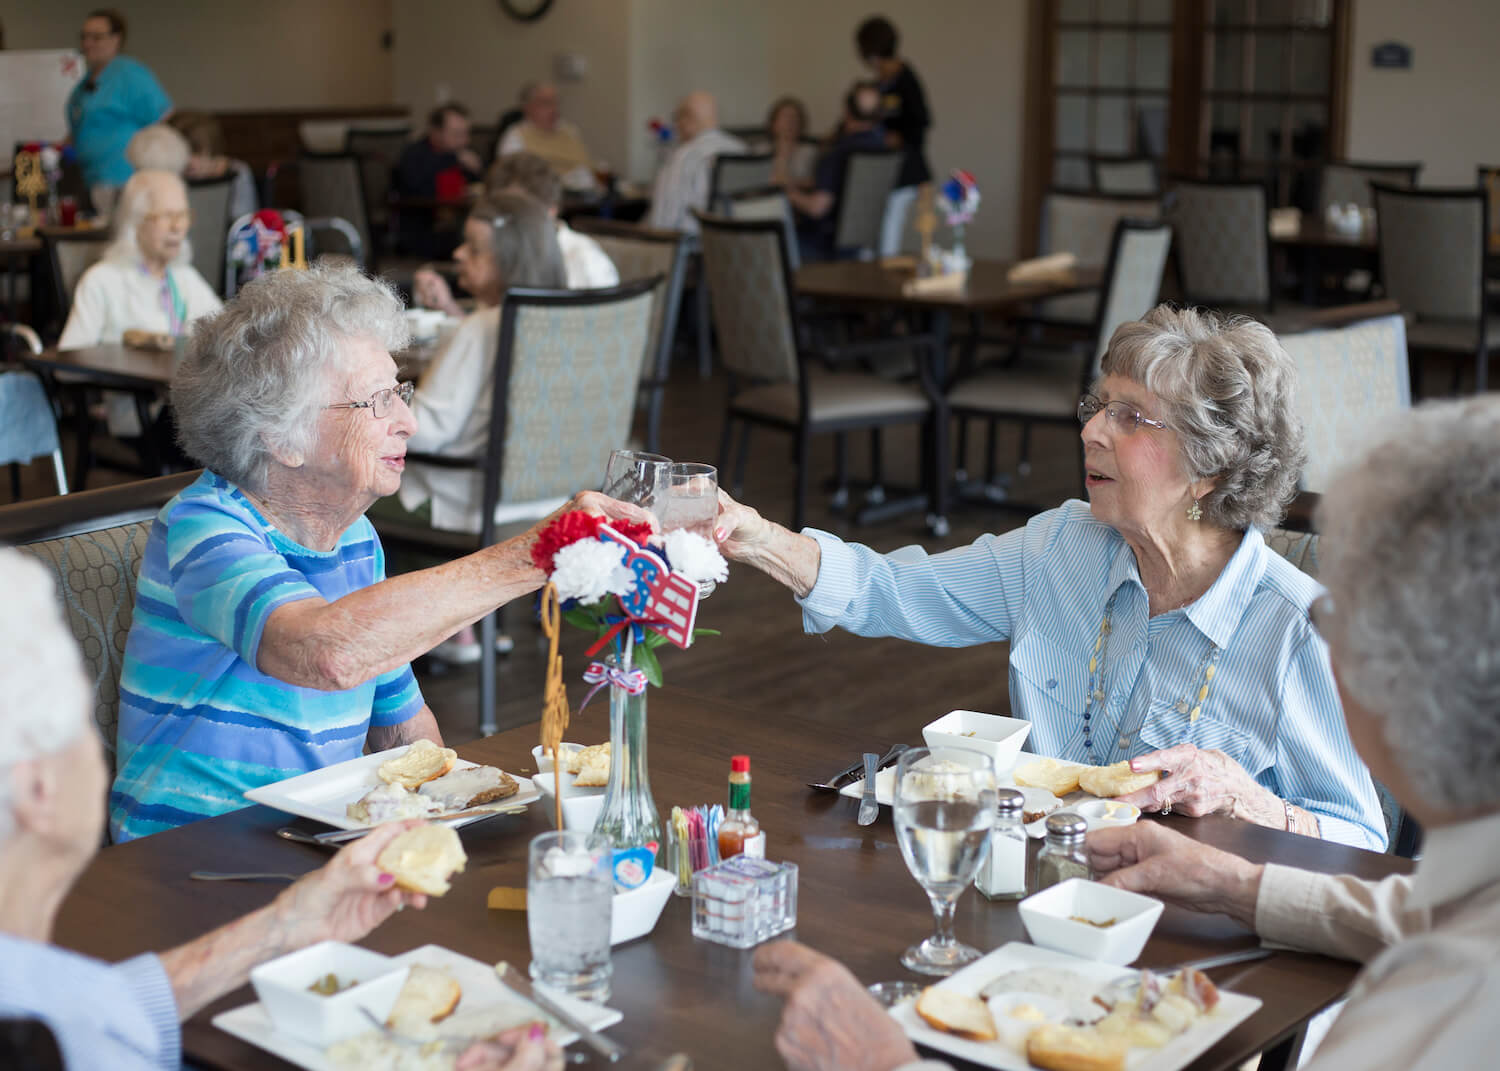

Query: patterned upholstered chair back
<box><xmin>1092</xmin><ymin>157</ymin><xmax>1159</xmax><ymax>196</ymax></box>
<box><xmin>1318</xmin><ymin>161</ymin><xmax>1419</xmax><ymax>215</ymax></box>
<box><xmin>1164</xmin><ymin>180</ymin><xmax>1270</xmax><ymax>307</ymax></box>
<box><xmin>1091</xmin><ymin>220</ymin><xmax>1173</xmax><ymax>371</ymax></box>
<box><xmin>1264</xmin><ymin>528</ymin><xmax>1319</xmax><ymax>577</ymax></box>
<box><xmin>45</xmin><ymin>233</ymin><xmax>108</xmax><ymax>314</ymax></box>
<box><xmin>297</xmin><ymin>154</ymin><xmax>373</xmax><ymax>267</ymax></box>
<box><xmin>833</xmin><ymin>150</ymin><xmax>904</xmax><ymax>254</ymax></box>
<box><xmin>1280</xmin><ymin>314</ymin><xmax>1410</xmax><ymax>493</ymax></box>
<box><xmin>1040</xmin><ymin>191</ymin><xmax>1160</xmax><ymax>325</ymax></box>
<box><xmin>726</xmin><ymin>190</ymin><xmax>800</xmax><ymax>271</ymax></box>
<box><xmin>695</xmin><ymin>215</ymin><xmax>801</xmax><ymax>386</ymax></box>
<box><xmin>1372</xmin><ymin>185</ymin><xmax>1486</xmax><ymax>324</ymax></box>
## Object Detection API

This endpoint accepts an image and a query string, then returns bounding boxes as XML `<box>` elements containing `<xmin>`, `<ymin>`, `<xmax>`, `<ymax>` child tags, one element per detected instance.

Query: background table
<box><xmin>54</xmin><ymin>686</ymin><xmax>1408</xmax><ymax>1070</ymax></box>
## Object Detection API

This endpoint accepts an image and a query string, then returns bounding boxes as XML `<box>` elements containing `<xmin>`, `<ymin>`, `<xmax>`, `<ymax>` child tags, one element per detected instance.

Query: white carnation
<box><xmin>663</xmin><ymin>529</ymin><xmax>729</xmax><ymax>584</ymax></box>
<box><xmin>551</xmin><ymin>540</ymin><xmax>636</xmax><ymax>604</ymax></box>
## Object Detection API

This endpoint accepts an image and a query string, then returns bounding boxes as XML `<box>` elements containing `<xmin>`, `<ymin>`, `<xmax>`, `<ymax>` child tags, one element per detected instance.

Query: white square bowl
<box><xmin>921</xmin><ymin>710</ymin><xmax>1032</xmax><ymax>774</ymax></box>
<box><xmin>1017</xmin><ymin>878</ymin><xmax>1164</xmax><ymax>965</ymax></box>
<box><xmin>611</xmin><ymin>866</ymin><xmax>675</xmax><ymax>945</ymax></box>
<box><xmin>249</xmin><ymin>941</ymin><xmax>410</xmax><ymax>1046</ymax></box>
<box><xmin>531</xmin><ymin>744</ymin><xmax>606</xmax><ymax>831</ymax></box>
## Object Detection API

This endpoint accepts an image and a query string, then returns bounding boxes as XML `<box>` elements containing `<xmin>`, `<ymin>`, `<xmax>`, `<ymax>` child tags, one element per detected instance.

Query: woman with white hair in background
<box><xmin>0</xmin><ymin>549</ymin><xmax>561</xmax><ymax>1071</ymax></box>
<box><xmin>716</xmin><ymin>305</ymin><xmax>1387</xmax><ymax>848</ymax></box>
<box><xmin>110</xmin><ymin>262</ymin><xmax>647</xmax><ymax>841</ymax></box>
<box><xmin>124</xmin><ymin>122</ymin><xmax>190</xmax><ymax>175</ymax></box>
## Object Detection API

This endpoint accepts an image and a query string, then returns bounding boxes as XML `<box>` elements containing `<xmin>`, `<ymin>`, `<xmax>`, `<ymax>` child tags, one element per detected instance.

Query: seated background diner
<box><xmin>485</xmin><ymin>151</ymin><xmax>619</xmax><ymax>289</ymax></box>
<box><xmin>168</xmin><ymin>110</ymin><xmax>259</xmax><ymax>220</ymax></box>
<box><xmin>109</xmin><ymin>262</ymin><xmax>646</xmax><ymax>840</ymax></box>
<box><xmin>754</xmin><ymin>395</ymin><xmax>1500</xmax><ymax>1071</ymax></box>
<box><xmin>749</xmin><ymin>96</ymin><xmax>816</xmax><ymax>188</ymax></box>
<box><xmin>392</xmin><ymin>102</ymin><xmax>485</xmax><ymax>259</ymax></box>
<box><xmin>0</xmin><ymin>547</ymin><xmax>563</xmax><ymax>1071</ymax></box>
<box><xmin>124</xmin><ymin>122</ymin><xmax>189</xmax><ymax>175</ymax></box>
<box><xmin>646</xmin><ymin>90</ymin><xmax>745</xmax><ymax>234</ymax></box>
<box><xmin>496</xmin><ymin>81</ymin><xmax>599</xmax><ymax>194</ymax></box>
<box><xmin>786</xmin><ymin>81</ymin><xmax>886</xmax><ymax>262</ymax></box>
<box><xmin>716</xmin><ymin>306</ymin><xmax>1387</xmax><ymax>849</ymax></box>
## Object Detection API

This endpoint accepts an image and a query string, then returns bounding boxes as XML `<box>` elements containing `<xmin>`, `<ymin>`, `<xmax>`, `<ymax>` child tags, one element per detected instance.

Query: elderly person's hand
<box><xmin>713</xmin><ymin>490</ymin><xmax>775</xmax><ymax>560</ymax></box>
<box><xmin>712</xmin><ymin>491</ymin><xmax>821</xmax><ymax>598</ymax></box>
<box><xmin>457</xmin><ymin>1023</ymin><xmax>564</xmax><ymax>1071</ymax></box>
<box><xmin>412</xmin><ymin>268</ymin><xmax>462</xmax><ymax>318</ymax></box>
<box><xmin>752</xmin><ymin>941</ymin><xmax>919</xmax><ymax>1071</ymax></box>
<box><xmin>269</xmin><ymin>820</ymin><xmax>430</xmax><ymax>948</ymax></box>
<box><xmin>1113</xmin><ymin>744</ymin><xmax>1283</xmax><ymax>824</ymax></box>
<box><xmin>1086</xmin><ymin>823</ymin><xmax>1263</xmax><ymax>928</ymax></box>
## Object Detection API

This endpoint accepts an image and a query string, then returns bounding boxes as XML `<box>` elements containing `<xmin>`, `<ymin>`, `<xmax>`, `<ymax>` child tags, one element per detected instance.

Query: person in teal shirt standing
<box><xmin>66</xmin><ymin>9</ymin><xmax>172</xmax><ymax>216</ymax></box>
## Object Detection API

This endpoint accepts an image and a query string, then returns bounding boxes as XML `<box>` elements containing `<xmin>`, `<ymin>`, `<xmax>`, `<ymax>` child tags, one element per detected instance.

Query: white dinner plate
<box><xmin>213</xmin><ymin>944</ymin><xmax>622</xmax><ymax>1071</ymax></box>
<box><xmin>888</xmin><ymin>942</ymin><xmax>1261</xmax><ymax>1071</ymax></box>
<box><xmin>244</xmin><ymin>745</ymin><xmax>539</xmax><ymax>831</ymax></box>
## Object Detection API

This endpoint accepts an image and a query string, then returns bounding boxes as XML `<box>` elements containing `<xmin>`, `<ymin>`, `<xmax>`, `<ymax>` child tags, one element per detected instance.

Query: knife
<box><xmin>857</xmin><ymin>752</ymin><xmax>880</xmax><ymax>826</ymax></box>
<box><xmin>496</xmin><ymin>961</ymin><xmax>625</xmax><ymax>1063</ymax></box>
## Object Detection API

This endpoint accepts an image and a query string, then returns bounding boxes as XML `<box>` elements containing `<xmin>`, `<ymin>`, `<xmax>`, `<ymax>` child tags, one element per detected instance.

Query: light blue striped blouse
<box><xmin>799</xmin><ymin>500</ymin><xmax>1387</xmax><ymax>850</ymax></box>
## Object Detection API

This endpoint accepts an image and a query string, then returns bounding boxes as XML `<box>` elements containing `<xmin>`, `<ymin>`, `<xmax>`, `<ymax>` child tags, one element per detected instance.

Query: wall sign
<box><xmin>1371</xmin><ymin>42</ymin><xmax>1412</xmax><ymax>69</ymax></box>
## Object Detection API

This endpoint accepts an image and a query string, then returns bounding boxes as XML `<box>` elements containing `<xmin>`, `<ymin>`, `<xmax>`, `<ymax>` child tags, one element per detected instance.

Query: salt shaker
<box><xmin>976</xmin><ymin>788</ymin><xmax>1028</xmax><ymax>900</ymax></box>
<box><xmin>1035</xmin><ymin>811</ymin><xmax>1090</xmax><ymax>891</ymax></box>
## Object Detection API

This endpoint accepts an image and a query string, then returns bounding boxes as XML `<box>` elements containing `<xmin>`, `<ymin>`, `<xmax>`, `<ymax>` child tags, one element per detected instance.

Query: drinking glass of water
<box><xmin>603</xmin><ymin>449</ymin><xmax>671</xmax><ymax>511</ymax></box>
<box><xmin>527</xmin><ymin>830</ymin><xmax>615</xmax><ymax>1001</ymax></box>
<box><xmin>657</xmin><ymin>462</ymin><xmax>719</xmax><ymax>596</ymax></box>
<box><xmin>892</xmin><ymin>746</ymin><xmax>998</xmax><ymax>975</ymax></box>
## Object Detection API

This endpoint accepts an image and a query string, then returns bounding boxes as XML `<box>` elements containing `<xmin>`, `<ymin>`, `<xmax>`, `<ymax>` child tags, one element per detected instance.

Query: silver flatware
<box><xmin>276</xmin><ymin>826</ymin><xmax>337</xmax><ymax>847</ymax></box>
<box><xmin>857</xmin><ymin>752</ymin><xmax>880</xmax><ymax>826</ymax></box>
<box><xmin>189</xmin><ymin>870</ymin><xmax>299</xmax><ymax>883</ymax></box>
<box><xmin>809</xmin><ymin>743</ymin><xmax>909</xmax><ymax>793</ymax></box>
<box><xmin>495</xmin><ymin>961</ymin><xmax>625</xmax><ymax>1063</ymax></box>
<box><xmin>277</xmin><ymin>804</ymin><xmax>531</xmax><ymax>848</ymax></box>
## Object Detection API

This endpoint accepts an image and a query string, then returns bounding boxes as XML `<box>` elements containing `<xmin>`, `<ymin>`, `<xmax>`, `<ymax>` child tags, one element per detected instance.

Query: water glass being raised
<box><xmin>527</xmin><ymin>830</ymin><xmax>615</xmax><ymax>1001</ymax></box>
<box><xmin>656</xmin><ymin>462</ymin><xmax>719</xmax><ymax>595</ymax></box>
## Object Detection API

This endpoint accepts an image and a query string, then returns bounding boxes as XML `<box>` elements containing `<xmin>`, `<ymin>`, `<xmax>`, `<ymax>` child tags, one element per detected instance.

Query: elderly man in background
<box><xmin>751</xmin><ymin>396</ymin><xmax>1500</xmax><ymax>1071</ymax></box>
<box><xmin>647</xmin><ymin>90</ymin><xmax>745</xmax><ymax>235</ymax></box>
<box><xmin>497</xmin><ymin>82</ymin><xmax>597</xmax><ymax>193</ymax></box>
<box><xmin>393</xmin><ymin>103</ymin><xmax>484</xmax><ymax>258</ymax></box>
<box><xmin>0</xmin><ymin>549</ymin><xmax>560</xmax><ymax>1071</ymax></box>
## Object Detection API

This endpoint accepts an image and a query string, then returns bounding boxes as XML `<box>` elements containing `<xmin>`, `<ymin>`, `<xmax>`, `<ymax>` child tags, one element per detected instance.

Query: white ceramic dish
<box><xmin>1018</xmin><ymin>878</ymin><xmax>1164</xmax><ymax>965</ymax></box>
<box><xmin>249</xmin><ymin>941</ymin><xmax>409</xmax><ymax>1047</ymax></box>
<box><xmin>244</xmin><ymin>745</ymin><xmax>539</xmax><ymax>831</ymax></box>
<box><xmin>531</xmin><ymin>743</ymin><xmax>607</xmax><ymax>830</ymax></box>
<box><xmin>611</xmin><ymin>866</ymin><xmax>675</xmax><ymax>945</ymax></box>
<box><xmin>889</xmin><ymin>942</ymin><xmax>1261</xmax><ymax>1071</ymax></box>
<box><xmin>215</xmin><ymin>944</ymin><xmax>623</xmax><ymax>1071</ymax></box>
<box><xmin>841</xmin><ymin>754</ymin><xmax>1091</xmax><ymax>814</ymax></box>
<box><xmin>922</xmin><ymin>710</ymin><xmax>1032</xmax><ymax>775</ymax></box>
<box><xmin>1074</xmin><ymin>798</ymin><xmax>1142</xmax><ymax>830</ymax></box>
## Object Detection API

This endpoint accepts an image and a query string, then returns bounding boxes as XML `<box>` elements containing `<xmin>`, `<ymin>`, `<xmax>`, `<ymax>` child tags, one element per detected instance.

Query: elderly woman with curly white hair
<box><xmin>109</xmin><ymin>262</ymin><xmax>647</xmax><ymax>842</ymax></box>
<box><xmin>717</xmin><ymin>305</ymin><xmax>1385</xmax><ymax>849</ymax></box>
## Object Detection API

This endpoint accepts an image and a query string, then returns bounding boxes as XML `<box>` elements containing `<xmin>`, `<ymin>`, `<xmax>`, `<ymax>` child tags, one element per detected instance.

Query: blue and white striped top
<box><xmin>799</xmin><ymin>500</ymin><xmax>1386</xmax><ymax>850</ymax></box>
<box><xmin>110</xmin><ymin>471</ymin><xmax>425</xmax><ymax>842</ymax></box>
<box><xmin>0</xmin><ymin>934</ymin><xmax>179</xmax><ymax>1070</ymax></box>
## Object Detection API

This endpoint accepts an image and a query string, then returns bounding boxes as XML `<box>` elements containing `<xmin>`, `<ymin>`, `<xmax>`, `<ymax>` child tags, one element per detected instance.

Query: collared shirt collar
<box><xmin>1407</xmin><ymin>809</ymin><xmax>1500</xmax><ymax>911</ymax></box>
<box><xmin>1104</xmin><ymin>526</ymin><xmax>1268</xmax><ymax>648</ymax></box>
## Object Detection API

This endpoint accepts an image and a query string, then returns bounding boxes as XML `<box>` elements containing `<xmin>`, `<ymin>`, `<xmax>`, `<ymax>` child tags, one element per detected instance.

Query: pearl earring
<box><xmin>1186</xmin><ymin>497</ymin><xmax>1203</xmax><ymax>522</ymax></box>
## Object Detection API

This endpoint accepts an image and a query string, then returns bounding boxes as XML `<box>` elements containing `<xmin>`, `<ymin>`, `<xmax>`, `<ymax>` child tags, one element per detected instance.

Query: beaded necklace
<box><xmin>1080</xmin><ymin>590</ymin><xmax>1225</xmax><ymax>763</ymax></box>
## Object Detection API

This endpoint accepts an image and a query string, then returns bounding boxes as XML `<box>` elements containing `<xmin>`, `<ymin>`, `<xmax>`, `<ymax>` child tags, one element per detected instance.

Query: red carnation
<box><xmin>611</xmin><ymin>518</ymin><xmax>656</xmax><ymax>547</ymax></box>
<box><xmin>530</xmin><ymin>510</ymin><xmax>605</xmax><ymax>573</ymax></box>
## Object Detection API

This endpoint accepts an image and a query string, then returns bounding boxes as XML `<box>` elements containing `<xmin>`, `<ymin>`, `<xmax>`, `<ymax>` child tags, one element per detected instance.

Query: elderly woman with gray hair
<box><xmin>716</xmin><ymin>304</ymin><xmax>1385</xmax><ymax>848</ymax></box>
<box><xmin>109</xmin><ymin>261</ymin><xmax>645</xmax><ymax>842</ymax></box>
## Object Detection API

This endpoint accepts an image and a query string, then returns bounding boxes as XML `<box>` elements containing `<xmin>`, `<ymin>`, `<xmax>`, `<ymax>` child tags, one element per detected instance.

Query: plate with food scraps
<box><xmin>840</xmin><ymin>755</ymin><xmax>1091</xmax><ymax>815</ymax></box>
<box><xmin>213</xmin><ymin>943</ymin><xmax>621</xmax><ymax>1071</ymax></box>
<box><xmin>244</xmin><ymin>744</ymin><xmax>539</xmax><ymax>831</ymax></box>
<box><xmin>887</xmin><ymin>941</ymin><xmax>1261</xmax><ymax>1071</ymax></box>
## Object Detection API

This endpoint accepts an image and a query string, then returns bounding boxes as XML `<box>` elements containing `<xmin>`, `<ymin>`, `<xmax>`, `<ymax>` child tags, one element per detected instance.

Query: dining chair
<box><xmin>223</xmin><ymin>208</ymin><xmax>305</xmax><ymax>299</ymax></box>
<box><xmin>0</xmin><ymin>324</ymin><xmax>67</xmax><ymax>499</ymax></box>
<box><xmin>297</xmin><ymin>153</ymin><xmax>427</xmax><ymax>286</ymax></box>
<box><xmin>693</xmin><ymin>211</ymin><xmax>940</xmax><ymax>532</ymax></box>
<box><xmin>570</xmin><ymin>218</ymin><xmax>692</xmax><ymax>453</ymax></box>
<box><xmin>303</xmin><ymin>215</ymin><xmax>366</xmax><ymax>268</ymax></box>
<box><xmin>43</xmin><ymin>230</ymin><xmax>109</xmax><ymax>326</ymax></box>
<box><xmin>1371</xmin><ymin>183</ymin><xmax>1494</xmax><ymax>394</ymax></box>
<box><xmin>947</xmin><ymin>218</ymin><xmax>1173</xmax><ymax>496</ymax></box>
<box><xmin>1034</xmin><ymin>190</ymin><xmax>1160</xmax><ymax>328</ymax></box>
<box><xmin>185</xmin><ymin>175</ymin><xmax>235</xmax><ymax>295</ymax></box>
<box><xmin>1091</xmin><ymin>156</ymin><xmax>1159</xmax><ymax>196</ymax></box>
<box><xmin>1163</xmin><ymin>178</ymin><xmax>1275</xmax><ymax>312</ymax></box>
<box><xmin>0</xmin><ymin>470</ymin><xmax>199</xmax><ymax>793</ymax></box>
<box><xmin>470</xmin><ymin>125</ymin><xmax>500</xmax><ymax>169</ymax></box>
<box><xmin>1317</xmin><ymin>160</ymin><xmax>1420</xmax><ymax>215</ymax></box>
<box><xmin>693</xmin><ymin>154</ymin><xmax>779</xmax><ymax>377</ymax></box>
<box><xmin>344</xmin><ymin>126</ymin><xmax>412</xmax><ymax>247</ymax></box>
<box><xmin>371</xmin><ymin>280</ymin><xmax>658</xmax><ymax>735</ymax></box>
<box><xmin>832</xmin><ymin>149</ymin><xmax>904</xmax><ymax>259</ymax></box>
<box><xmin>724</xmin><ymin>187</ymin><xmax>799</xmax><ymax>270</ymax></box>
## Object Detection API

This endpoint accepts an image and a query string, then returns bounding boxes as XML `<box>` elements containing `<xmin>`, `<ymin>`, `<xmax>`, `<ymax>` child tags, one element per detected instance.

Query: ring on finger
<box><xmin>1159</xmin><ymin>802</ymin><xmax>1172</xmax><ymax>816</ymax></box>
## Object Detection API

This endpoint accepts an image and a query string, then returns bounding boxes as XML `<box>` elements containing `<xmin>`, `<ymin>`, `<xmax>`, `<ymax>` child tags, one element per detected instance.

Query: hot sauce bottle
<box><xmin>717</xmin><ymin>755</ymin><xmax>766</xmax><ymax>860</ymax></box>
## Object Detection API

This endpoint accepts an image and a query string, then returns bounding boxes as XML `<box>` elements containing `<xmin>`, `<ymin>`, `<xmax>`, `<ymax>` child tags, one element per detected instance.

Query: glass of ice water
<box><xmin>892</xmin><ymin>746</ymin><xmax>998</xmax><ymax>975</ymax></box>
<box><xmin>602</xmin><ymin>449</ymin><xmax>671</xmax><ymax>511</ymax></box>
<box><xmin>527</xmin><ymin>830</ymin><xmax>615</xmax><ymax>1001</ymax></box>
<box><xmin>656</xmin><ymin>462</ymin><xmax>719</xmax><ymax>596</ymax></box>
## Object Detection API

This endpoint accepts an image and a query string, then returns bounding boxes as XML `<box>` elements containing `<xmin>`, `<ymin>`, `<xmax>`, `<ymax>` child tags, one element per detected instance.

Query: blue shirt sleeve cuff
<box><xmin>111</xmin><ymin>953</ymin><xmax>181</xmax><ymax>1070</ymax></box>
<box><xmin>795</xmin><ymin>529</ymin><xmax>860</xmax><ymax>633</ymax></box>
<box><xmin>1309</xmin><ymin>811</ymin><xmax>1388</xmax><ymax>853</ymax></box>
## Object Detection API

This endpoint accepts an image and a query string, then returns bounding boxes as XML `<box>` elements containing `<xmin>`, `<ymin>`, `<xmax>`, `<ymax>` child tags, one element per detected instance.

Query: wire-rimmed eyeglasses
<box><xmin>324</xmin><ymin>382</ymin><xmax>415</xmax><ymax>419</ymax></box>
<box><xmin>1077</xmin><ymin>394</ymin><xmax>1168</xmax><ymax>434</ymax></box>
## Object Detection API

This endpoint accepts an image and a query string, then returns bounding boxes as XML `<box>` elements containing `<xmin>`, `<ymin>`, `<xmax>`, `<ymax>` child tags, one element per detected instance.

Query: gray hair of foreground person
<box><xmin>0</xmin><ymin>551</ymin><xmax>91</xmax><ymax>841</ymax></box>
<box><xmin>172</xmin><ymin>262</ymin><xmax>410</xmax><ymax>494</ymax></box>
<box><xmin>1101</xmin><ymin>305</ymin><xmax>1305</xmax><ymax>531</ymax></box>
<box><xmin>1316</xmin><ymin>396</ymin><xmax>1500</xmax><ymax>810</ymax></box>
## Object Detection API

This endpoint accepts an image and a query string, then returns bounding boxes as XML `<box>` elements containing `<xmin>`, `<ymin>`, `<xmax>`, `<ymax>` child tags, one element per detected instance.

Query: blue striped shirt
<box><xmin>799</xmin><ymin>500</ymin><xmax>1386</xmax><ymax>850</ymax></box>
<box><xmin>0</xmin><ymin>934</ymin><xmax>179</xmax><ymax>1070</ymax></box>
<box><xmin>110</xmin><ymin>471</ymin><xmax>425</xmax><ymax>842</ymax></box>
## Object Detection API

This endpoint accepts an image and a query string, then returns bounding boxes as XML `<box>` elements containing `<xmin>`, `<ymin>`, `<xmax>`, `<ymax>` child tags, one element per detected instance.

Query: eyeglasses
<box><xmin>80</xmin><ymin>31</ymin><xmax>116</xmax><ymax>42</ymax></box>
<box><xmin>143</xmin><ymin>210</ymin><xmax>192</xmax><ymax>227</ymax></box>
<box><xmin>324</xmin><ymin>382</ymin><xmax>415</xmax><ymax>419</ymax></box>
<box><xmin>1077</xmin><ymin>394</ymin><xmax>1168</xmax><ymax>434</ymax></box>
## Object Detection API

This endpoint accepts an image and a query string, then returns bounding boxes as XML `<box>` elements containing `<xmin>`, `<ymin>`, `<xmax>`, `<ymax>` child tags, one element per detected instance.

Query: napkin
<box><xmin>1007</xmin><ymin>251</ymin><xmax>1077</xmax><ymax>284</ymax></box>
<box><xmin>1269</xmin><ymin>206</ymin><xmax>1302</xmax><ymax>238</ymax></box>
<box><xmin>901</xmin><ymin>269</ymin><xmax>967</xmax><ymax>296</ymax></box>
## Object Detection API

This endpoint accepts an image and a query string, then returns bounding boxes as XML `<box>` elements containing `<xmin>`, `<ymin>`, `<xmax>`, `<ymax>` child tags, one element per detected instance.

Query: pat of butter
<box><xmin>487</xmin><ymin>886</ymin><xmax>527</xmax><ymax>911</ymax></box>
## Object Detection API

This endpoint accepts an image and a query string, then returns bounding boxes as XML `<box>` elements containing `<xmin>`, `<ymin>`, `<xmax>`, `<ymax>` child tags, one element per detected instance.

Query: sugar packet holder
<box><xmin>666</xmin><ymin>804</ymin><xmax>724</xmax><ymax>896</ymax></box>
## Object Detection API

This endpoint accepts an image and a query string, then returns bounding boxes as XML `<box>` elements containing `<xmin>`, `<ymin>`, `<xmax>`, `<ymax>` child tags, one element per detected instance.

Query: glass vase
<box><xmin>950</xmin><ymin>221</ymin><xmax>970</xmax><ymax>271</ymax></box>
<box><xmin>591</xmin><ymin>655</ymin><xmax>661</xmax><ymax>854</ymax></box>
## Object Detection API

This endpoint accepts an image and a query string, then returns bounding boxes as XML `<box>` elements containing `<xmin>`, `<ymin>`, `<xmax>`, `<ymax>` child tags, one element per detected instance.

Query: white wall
<box><xmin>0</xmin><ymin>0</ymin><xmax>395</xmax><ymax>110</ymax></box>
<box><xmin>1346</xmin><ymin>0</ymin><xmax>1500</xmax><ymax>185</ymax></box>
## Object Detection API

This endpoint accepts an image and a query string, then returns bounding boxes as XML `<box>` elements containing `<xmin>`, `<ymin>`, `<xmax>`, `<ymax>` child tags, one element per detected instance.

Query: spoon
<box><xmin>189</xmin><ymin>870</ymin><xmax>300</xmax><ymax>883</ymax></box>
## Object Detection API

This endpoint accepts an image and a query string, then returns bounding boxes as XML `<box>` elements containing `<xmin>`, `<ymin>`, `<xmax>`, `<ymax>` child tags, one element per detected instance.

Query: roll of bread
<box><xmin>1015</xmin><ymin>757</ymin><xmax>1084</xmax><ymax>797</ymax></box>
<box><xmin>570</xmin><ymin>742</ymin><xmax>612</xmax><ymax>788</ymax></box>
<box><xmin>376</xmin><ymin>825</ymin><xmax>467</xmax><ymax>896</ymax></box>
<box><xmin>1025</xmin><ymin>1023</ymin><xmax>1127</xmax><ymax>1071</ymax></box>
<box><xmin>378</xmin><ymin>740</ymin><xmax>458</xmax><ymax>790</ymax></box>
<box><xmin>385</xmin><ymin>964</ymin><xmax>462</xmax><ymax>1033</ymax></box>
<box><xmin>914</xmin><ymin>987</ymin><xmax>997</xmax><ymax>1042</ymax></box>
<box><xmin>1078</xmin><ymin>761</ymin><xmax>1161</xmax><ymax>799</ymax></box>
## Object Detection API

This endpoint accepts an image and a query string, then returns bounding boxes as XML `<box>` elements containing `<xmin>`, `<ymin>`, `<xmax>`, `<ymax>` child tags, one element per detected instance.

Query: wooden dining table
<box><xmin>53</xmin><ymin>686</ymin><xmax>1407</xmax><ymax>1071</ymax></box>
<box><xmin>25</xmin><ymin>342</ymin><xmax>177</xmax><ymax>392</ymax></box>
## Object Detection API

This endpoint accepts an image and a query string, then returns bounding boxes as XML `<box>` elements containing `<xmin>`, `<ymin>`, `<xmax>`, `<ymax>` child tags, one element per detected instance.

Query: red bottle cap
<box><xmin>731</xmin><ymin>755</ymin><xmax>750</xmax><ymax>773</ymax></box>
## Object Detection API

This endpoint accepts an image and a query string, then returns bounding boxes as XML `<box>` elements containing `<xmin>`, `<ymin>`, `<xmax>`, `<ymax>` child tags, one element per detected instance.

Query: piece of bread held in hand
<box><xmin>1078</xmin><ymin>760</ymin><xmax>1161</xmax><ymax>799</ymax></box>
<box><xmin>1026</xmin><ymin>1023</ymin><xmax>1127</xmax><ymax>1071</ymax></box>
<box><xmin>385</xmin><ymin>964</ymin><xmax>462</xmax><ymax>1033</ymax></box>
<box><xmin>378</xmin><ymin>739</ymin><xmax>457</xmax><ymax>789</ymax></box>
<box><xmin>376</xmin><ymin>825</ymin><xmax>467</xmax><ymax>896</ymax></box>
<box><xmin>1015</xmin><ymin>757</ymin><xmax>1084</xmax><ymax>797</ymax></box>
<box><xmin>914</xmin><ymin>987</ymin><xmax>997</xmax><ymax>1042</ymax></box>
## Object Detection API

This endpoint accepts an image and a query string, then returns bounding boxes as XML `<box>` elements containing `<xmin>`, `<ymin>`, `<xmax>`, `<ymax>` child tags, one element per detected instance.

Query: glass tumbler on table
<box><xmin>656</xmin><ymin>462</ymin><xmax>719</xmax><ymax>596</ymax></box>
<box><xmin>892</xmin><ymin>746</ymin><xmax>998</xmax><ymax>976</ymax></box>
<box><xmin>527</xmin><ymin>830</ymin><xmax>615</xmax><ymax>1002</ymax></box>
<box><xmin>602</xmin><ymin>449</ymin><xmax>671</xmax><ymax>510</ymax></box>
